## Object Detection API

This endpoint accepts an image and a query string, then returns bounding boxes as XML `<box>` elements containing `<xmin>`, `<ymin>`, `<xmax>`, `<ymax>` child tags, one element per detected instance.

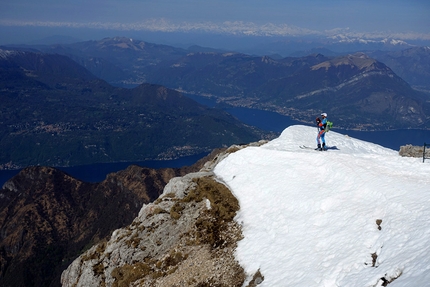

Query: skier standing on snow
<box><xmin>316</xmin><ymin>113</ymin><xmax>328</xmax><ymax>151</ymax></box>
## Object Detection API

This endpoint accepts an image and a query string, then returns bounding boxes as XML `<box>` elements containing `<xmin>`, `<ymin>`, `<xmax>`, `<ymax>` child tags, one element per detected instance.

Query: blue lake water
<box><xmin>186</xmin><ymin>94</ymin><xmax>430</xmax><ymax>150</ymax></box>
<box><xmin>1</xmin><ymin>94</ymin><xmax>430</xmax><ymax>186</ymax></box>
<box><xmin>0</xmin><ymin>153</ymin><xmax>206</xmax><ymax>187</ymax></box>
<box><xmin>223</xmin><ymin>106</ymin><xmax>430</xmax><ymax>150</ymax></box>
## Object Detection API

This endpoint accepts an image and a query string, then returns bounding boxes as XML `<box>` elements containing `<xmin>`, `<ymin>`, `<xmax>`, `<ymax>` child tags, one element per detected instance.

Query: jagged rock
<box><xmin>61</xmin><ymin>141</ymin><xmax>268</xmax><ymax>287</ymax></box>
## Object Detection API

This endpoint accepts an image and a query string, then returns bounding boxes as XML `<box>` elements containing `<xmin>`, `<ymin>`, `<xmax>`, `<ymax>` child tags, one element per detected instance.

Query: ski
<box><xmin>299</xmin><ymin>145</ymin><xmax>328</xmax><ymax>151</ymax></box>
<box><xmin>300</xmin><ymin>145</ymin><xmax>339</xmax><ymax>151</ymax></box>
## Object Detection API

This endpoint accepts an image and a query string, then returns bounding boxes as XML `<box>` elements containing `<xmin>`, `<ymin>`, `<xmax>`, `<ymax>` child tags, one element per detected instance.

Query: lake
<box><xmin>0</xmin><ymin>153</ymin><xmax>206</xmax><ymax>187</ymax></box>
<box><xmin>1</xmin><ymin>95</ymin><xmax>430</xmax><ymax>186</ymax></box>
<box><xmin>189</xmin><ymin>94</ymin><xmax>430</xmax><ymax>151</ymax></box>
<box><xmin>223</xmin><ymin>105</ymin><xmax>430</xmax><ymax>150</ymax></box>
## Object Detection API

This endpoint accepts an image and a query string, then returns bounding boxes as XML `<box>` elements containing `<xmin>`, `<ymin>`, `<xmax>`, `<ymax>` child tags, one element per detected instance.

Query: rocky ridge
<box><xmin>61</xmin><ymin>140</ymin><xmax>268</xmax><ymax>287</ymax></box>
<box><xmin>0</xmin><ymin>148</ymin><xmax>227</xmax><ymax>287</ymax></box>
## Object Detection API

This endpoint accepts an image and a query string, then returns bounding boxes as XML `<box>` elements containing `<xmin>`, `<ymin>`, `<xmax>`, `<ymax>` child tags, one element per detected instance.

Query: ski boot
<box><xmin>322</xmin><ymin>143</ymin><xmax>327</xmax><ymax>151</ymax></box>
<box><xmin>315</xmin><ymin>144</ymin><xmax>322</xmax><ymax>151</ymax></box>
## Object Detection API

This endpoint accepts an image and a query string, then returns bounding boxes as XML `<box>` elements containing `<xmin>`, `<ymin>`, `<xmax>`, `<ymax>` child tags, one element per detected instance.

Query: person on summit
<box><xmin>316</xmin><ymin>113</ymin><xmax>328</xmax><ymax>151</ymax></box>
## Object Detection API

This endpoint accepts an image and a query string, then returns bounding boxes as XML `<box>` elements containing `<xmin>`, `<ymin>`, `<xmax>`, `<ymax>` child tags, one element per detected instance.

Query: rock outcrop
<box><xmin>399</xmin><ymin>144</ymin><xmax>430</xmax><ymax>158</ymax></box>
<box><xmin>0</xmin><ymin>148</ymin><xmax>225</xmax><ymax>287</ymax></box>
<box><xmin>61</xmin><ymin>141</ymin><xmax>268</xmax><ymax>287</ymax></box>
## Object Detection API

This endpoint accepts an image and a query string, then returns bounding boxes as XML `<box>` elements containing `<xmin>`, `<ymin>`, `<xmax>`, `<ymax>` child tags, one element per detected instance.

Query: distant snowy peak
<box><xmin>328</xmin><ymin>35</ymin><xmax>413</xmax><ymax>47</ymax></box>
<box><xmin>381</xmin><ymin>38</ymin><xmax>409</xmax><ymax>46</ymax></box>
<box><xmin>0</xmin><ymin>49</ymin><xmax>20</xmax><ymax>59</ymax></box>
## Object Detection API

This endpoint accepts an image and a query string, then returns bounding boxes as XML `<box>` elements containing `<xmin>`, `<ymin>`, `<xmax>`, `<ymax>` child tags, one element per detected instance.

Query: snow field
<box><xmin>214</xmin><ymin>125</ymin><xmax>430</xmax><ymax>287</ymax></box>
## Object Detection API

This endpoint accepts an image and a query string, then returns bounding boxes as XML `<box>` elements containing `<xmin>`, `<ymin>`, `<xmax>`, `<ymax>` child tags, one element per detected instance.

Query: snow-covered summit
<box><xmin>214</xmin><ymin>125</ymin><xmax>430</xmax><ymax>287</ymax></box>
<box><xmin>262</xmin><ymin>125</ymin><xmax>396</xmax><ymax>155</ymax></box>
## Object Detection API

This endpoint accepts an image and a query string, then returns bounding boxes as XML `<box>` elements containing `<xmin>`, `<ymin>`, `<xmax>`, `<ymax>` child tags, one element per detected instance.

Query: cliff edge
<box><xmin>61</xmin><ymin>141</ymin><xmax>268</xmax><ymax>287</ymax></box>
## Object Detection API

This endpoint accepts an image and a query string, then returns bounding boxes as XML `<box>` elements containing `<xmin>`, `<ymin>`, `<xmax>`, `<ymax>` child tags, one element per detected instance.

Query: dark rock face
<box><xmin>0</xmin><ymin>149</ymin><xmax>224</xmax><ymax>287</ymax></box>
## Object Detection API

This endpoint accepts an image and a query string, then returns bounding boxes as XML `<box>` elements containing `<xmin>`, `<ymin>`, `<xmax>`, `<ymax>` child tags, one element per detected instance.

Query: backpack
<box><xmin>326</xmin><ymin>121</ymin><xmax>333</xmax><ymax>132</ymax></box>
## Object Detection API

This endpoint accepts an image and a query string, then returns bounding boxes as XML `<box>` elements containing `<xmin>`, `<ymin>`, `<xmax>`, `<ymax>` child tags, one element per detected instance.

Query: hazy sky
<box><xmin>1</xmin><ymin>0</ymin><xmax>429</xmax><ymax>37</ymax></box>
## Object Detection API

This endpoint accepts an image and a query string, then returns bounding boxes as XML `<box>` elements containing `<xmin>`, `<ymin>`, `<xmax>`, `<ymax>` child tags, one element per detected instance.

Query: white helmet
<box><xmin>321</xmin><ymin>113</ymin><xmax>327</xmax><ymax>117</ymax></box>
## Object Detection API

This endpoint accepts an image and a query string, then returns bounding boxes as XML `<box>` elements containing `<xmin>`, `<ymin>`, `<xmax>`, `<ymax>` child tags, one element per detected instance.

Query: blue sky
<box><xmin>1</xmin><ymin>0</ymin><xmax>429</xmax><ymax>37</ymax></box>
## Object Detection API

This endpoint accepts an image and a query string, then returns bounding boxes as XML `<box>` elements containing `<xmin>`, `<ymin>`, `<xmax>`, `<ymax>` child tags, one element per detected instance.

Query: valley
<box><xmin>0</xmin><ymin>48</ymin><xmax>268</xmax><ymax>168</ymax></box>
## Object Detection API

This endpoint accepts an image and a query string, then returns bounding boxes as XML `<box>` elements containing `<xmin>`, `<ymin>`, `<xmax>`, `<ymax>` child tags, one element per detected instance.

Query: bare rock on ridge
<box><xmin>61</xmin><ymin>140</ymin><xmax>268</xmax><ymax>287</ymax></box>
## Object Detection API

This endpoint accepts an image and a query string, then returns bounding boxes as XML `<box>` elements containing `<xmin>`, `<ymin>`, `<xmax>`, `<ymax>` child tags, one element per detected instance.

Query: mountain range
<box><xmin>13</xmin><ymin>37</ymin><xmax>430</xmax><ymax>130</ymax></box>
<box><xmin>0</xmin><ymin>48</ymin><xmax>267</xmax><ymax>168</ymax></box>
<box><xmin>19</xmin><ymin>36</ymin><xmax>430</xmax><ymax>90</ymax></box>
<box><xmin>2</xmin><ymin>37</ymin><xmax>430</xmax><ymax>169</ymax></box>
<box><xmin>146</xmin><ymin>51</ymin><xmax>429</xmax><ymax>130</ymax></box>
